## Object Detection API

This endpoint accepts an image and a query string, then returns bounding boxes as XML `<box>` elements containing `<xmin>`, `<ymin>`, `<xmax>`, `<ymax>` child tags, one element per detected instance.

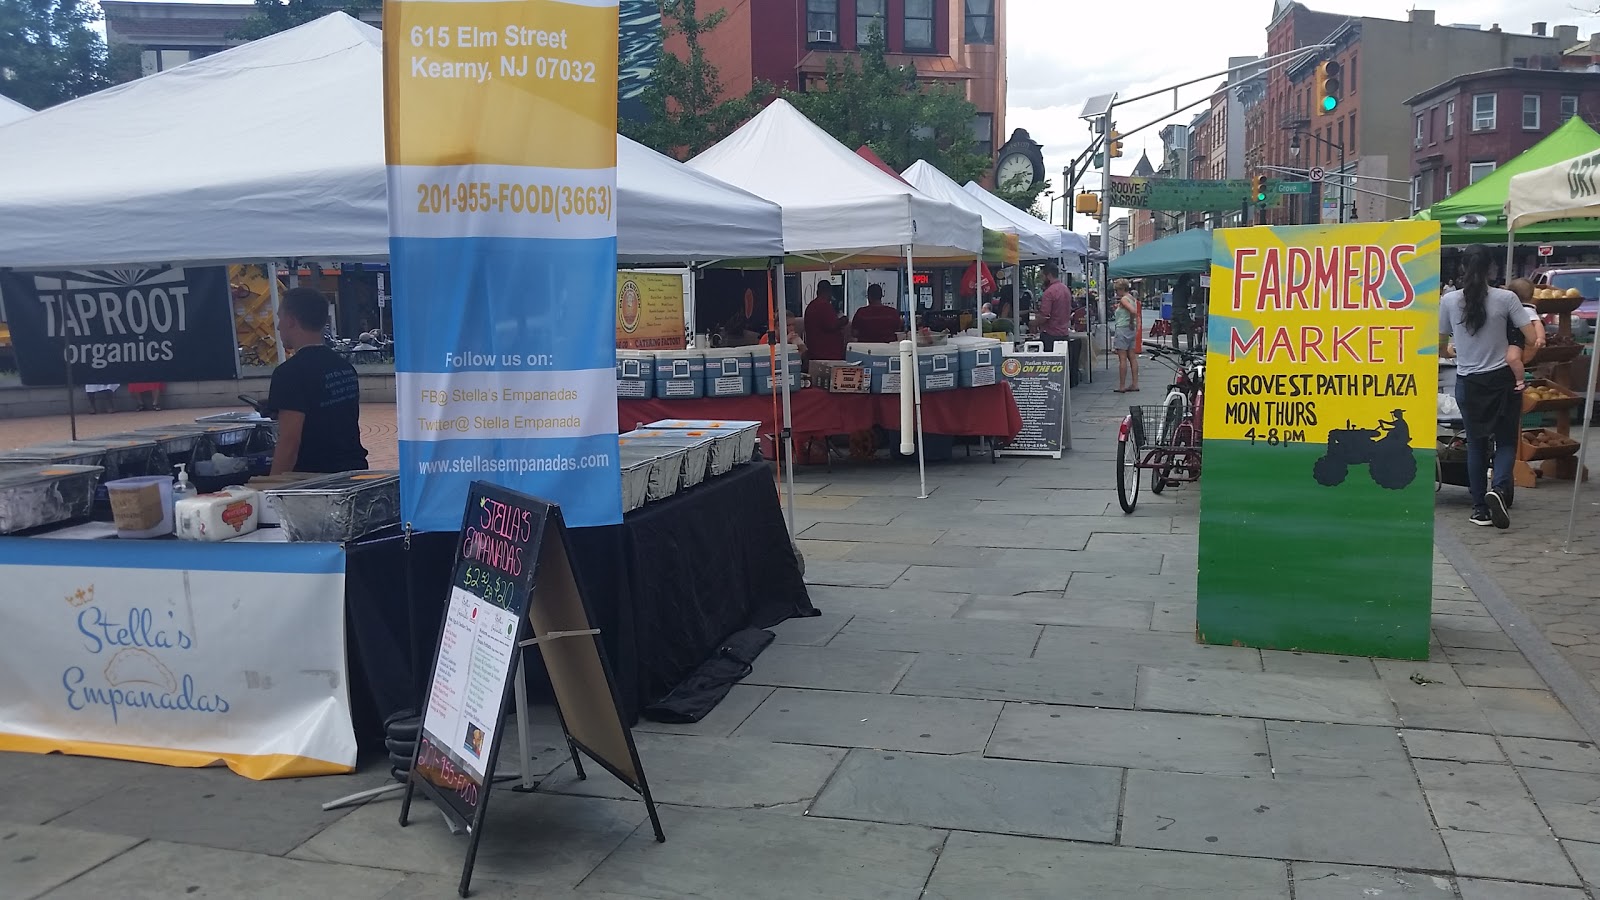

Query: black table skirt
<box><xmin>343</xmin><ymin>463</ymin><xmax>814</xmax><ymax>744</ymax></box>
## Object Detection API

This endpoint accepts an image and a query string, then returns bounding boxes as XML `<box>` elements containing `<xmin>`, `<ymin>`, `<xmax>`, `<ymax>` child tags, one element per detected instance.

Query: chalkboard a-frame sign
<box><xmin>400</xmin><ymin>480</ymin><xmax>665</xmax><ymax>897</ymax></box>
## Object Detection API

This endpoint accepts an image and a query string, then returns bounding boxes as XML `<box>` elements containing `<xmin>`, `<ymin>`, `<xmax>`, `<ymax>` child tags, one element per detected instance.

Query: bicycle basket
<box><xmin>1130</xmin><ymin>405</ymin><xmax>1177</xmax><ymax>448</ymax></box>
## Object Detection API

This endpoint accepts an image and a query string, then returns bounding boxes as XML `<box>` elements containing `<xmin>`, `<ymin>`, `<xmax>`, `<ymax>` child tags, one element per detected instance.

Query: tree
<box><xmin>230</xmin><ymin>0</ymin><xmax>380</xmax><ymax>41</ymax></box>
<box><xmin>785</xmin><ymin>26</ymin><xmax>987</xmax><ymax>184</ymax></box>
<box><xmin>621</xmin><ymin>0</ymin><xmax>768</xmax><ymax>160</ymax></box>
<box><xmin>0</xmin><ymin>0</ymin><xmax>111</xmax><ymax>109</ymax></box>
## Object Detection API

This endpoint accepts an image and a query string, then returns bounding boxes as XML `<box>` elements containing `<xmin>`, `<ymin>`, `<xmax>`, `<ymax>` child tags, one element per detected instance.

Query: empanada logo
<box><xmin>103</xmin><ymin>647</ymin><xmax>178</xmax><ymax>693</ymax></box>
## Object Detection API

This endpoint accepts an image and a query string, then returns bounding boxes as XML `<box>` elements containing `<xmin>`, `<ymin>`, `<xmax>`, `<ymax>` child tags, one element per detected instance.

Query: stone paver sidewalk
<box><xmin>7</xmin><ymin>373</ymin><xmax>1600</xmax><ymax>898</ymax></box>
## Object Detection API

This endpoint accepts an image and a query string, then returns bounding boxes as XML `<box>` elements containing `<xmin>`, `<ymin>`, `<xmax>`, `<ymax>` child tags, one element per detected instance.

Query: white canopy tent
<box><xmin>689</xmin><ymin>98</ymin><xmax>986</xmax><ymax>499</ymax></box>
<box><xmin>0</xmin><ymin>94</ymin><xmax>31</xmax><ymax>128</ymax></box>
<box><xmin>1506</xmin><ymin>151</ymin><xmax>1600</xmax><ymax>545</ymax></box>
<box><xmin>0</xmin><ymin>15</ymin><xmax>387</xmax><ymax>270</ymax></box>
<box><xmin>687</xmin><ymin>99</ymin><xmax>984</xmax><ymax>265</ymax></box>
<box><xmin>963</xmin><ymin>180</ymin><xmax>1089</xmax><ymax>270</ymax></box>
<box><xmin>0</xmin><ymin>15</ymin><xmax>786</xmax><ymax>271</ymax></box>
<box><xmin>617</xmin><ymin>135</ymin><xmax>785</xmax><ymax>264</ymax></box>
<box><xmin>901</xmin><ymin>159</ymin><xmax>1032</xmax><ymax>256</ymax></box>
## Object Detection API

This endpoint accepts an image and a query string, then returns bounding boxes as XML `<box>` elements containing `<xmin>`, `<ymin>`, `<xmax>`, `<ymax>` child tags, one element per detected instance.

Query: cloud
<box><xmin>1006</xmin><ymin>0</ymin><xmax>1600</xmax><ymax>233</ymax></box>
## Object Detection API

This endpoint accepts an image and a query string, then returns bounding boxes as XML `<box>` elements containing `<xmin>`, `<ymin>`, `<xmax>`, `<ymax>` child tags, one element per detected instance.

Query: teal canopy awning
<box><xmin>1108</xmin><ymin>228</ymin><xmax>1214</xmax><ymax>278</ymax></box>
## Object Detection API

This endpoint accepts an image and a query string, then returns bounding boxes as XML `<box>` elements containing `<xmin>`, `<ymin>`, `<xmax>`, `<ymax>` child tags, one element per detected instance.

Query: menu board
<box><xmin>999</xmin><ymin>350</ymin><xmax>1070</xmax><ymax>458</ymax></box>
<box><xmin>411</xmin><ymin>481</ymin><xmax>546</xmax><ymax>830</ymax></box>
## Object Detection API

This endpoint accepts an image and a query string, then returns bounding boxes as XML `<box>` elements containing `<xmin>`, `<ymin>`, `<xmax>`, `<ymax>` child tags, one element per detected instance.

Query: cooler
<box><xmin>847</xmin><ymin>343</ymin><xmax>905</xmax><ymax>394</ymax></box>
<box><xmin>616</xmin><ymin>350</ymin><xmax>656</xmax><ymax>399</ymax></box>
<box><xmin>653</xmin><ymin>350</ymin><xmax>705</xmax><ymax>399</ymax></box>
<box><xmin>754</xmin><ymin>344</ymin><xmax>801</xmax><ymax>395</ymax></box>
<box><xmin>702</xmin><ymin>347</ymin><xmax>755</xmax><ymax>397</ymax></box>
<box><xmin>919</xmin><ymin>343</ymin><xmax>959</xmax><ymax>393</ymax></box>
<box><xmin>949</xmin><ymin>335</ymin><xmax>1001</xmax><ymax>388</ymax></box>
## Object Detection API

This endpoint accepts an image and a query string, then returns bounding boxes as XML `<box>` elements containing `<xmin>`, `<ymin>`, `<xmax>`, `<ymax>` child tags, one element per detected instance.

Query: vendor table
<box><xmin>619</xmin><ymin>383</ymin><xmax>1025</xmax><ymax>452</ymax></box>
<box><xmin>0</xmin><ymin>463</ymin><xmax>811</xmax><ymax>777</ymax></box>
<box><xmin>345</xmin><ymin>462</ymin><xmax>813</xmax><ymax>732</ymax></box>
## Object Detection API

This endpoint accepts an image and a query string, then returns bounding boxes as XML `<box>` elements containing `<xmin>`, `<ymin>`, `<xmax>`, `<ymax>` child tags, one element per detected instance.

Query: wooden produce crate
<box><xmin>1536</xmin><ymin>295</ymin><xmax>1584</xmax><ymax>316</ymax></box>
<box><xmin>1520</xmin><ymin>428</ymin><xmax>1581</xmax><ymax>461</ymax></box>
<box><xmin>1523</xmin><ymin>378</ymin><xmax>1583</xmax><ymax>413</ymax></box>
<box><xmin>1530</xmin><ymin>343</ymin><xmax>1584</xmax><ymax>365</ymax></box>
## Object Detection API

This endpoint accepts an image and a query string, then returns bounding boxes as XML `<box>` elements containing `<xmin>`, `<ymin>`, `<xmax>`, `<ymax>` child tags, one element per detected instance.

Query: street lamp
<box><xmin>1288</xmin><ymin>131</ymin><xmax>1346</xmax><ymax>223</ymax></box>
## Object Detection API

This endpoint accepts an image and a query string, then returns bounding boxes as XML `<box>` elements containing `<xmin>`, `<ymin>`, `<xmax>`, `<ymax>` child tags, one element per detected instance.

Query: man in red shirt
<box><xmin>1033</xmin><ymin>263</ymin><xmax>1074</xmax><ymax>352</ymax></box>
<box><xmin>803</xmin><ymin>281</ymin><xmax>846</xmax><ymax>361</ymax></box>
<box><xmin>850</xmin><ymin>284</ymin><xmax>902</xmax><ymax>344</ymax></box>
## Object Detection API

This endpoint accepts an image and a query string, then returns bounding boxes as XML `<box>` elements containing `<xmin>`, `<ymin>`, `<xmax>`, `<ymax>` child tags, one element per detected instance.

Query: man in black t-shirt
<box><xmin>267</xmin><ymin>287</ymin><xmax>369</xmax><ymax>474</ymax></box>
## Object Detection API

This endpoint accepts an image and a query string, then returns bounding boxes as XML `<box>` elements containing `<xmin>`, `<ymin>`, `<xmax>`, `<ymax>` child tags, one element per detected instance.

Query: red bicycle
<box><xmin>1116</xmin><ymin>346</ymin><xmax>1204</xmax><ymax>513</ymax></box>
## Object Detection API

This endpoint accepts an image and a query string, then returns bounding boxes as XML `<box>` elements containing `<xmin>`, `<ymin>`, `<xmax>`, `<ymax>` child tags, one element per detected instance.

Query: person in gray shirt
<box><xmin>1440</xmin><ymin>246</ymin><xmax>1541</xmax><ymax>529</ymax></box>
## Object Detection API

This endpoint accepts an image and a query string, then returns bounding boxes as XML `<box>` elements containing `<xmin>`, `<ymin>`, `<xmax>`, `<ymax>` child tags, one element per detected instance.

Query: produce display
<box><xmin>1533</xmin><ymin>287</ymin><xmax>1584</xmax><ymax>301</ymax></box>
<box><xmin>1525</xmin><ymin>384</ymin><xmax>1571</xmax><ymax>403</ymax></box>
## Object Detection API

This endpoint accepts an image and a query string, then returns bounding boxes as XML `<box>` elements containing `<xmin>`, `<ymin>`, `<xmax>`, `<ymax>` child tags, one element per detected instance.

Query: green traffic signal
<box><xmin>1256</xmin><ymin>190</ymin><xmax>1267</xmax><ymax>202</ymax></box>
<box><xmin>1322</xmin><ymin>96</ymin><xmax>1338</xmax><ymax>113</ymax></box>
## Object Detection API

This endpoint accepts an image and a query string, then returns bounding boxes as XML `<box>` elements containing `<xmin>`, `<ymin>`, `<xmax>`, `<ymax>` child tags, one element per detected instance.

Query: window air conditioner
<box><xmin>810</xmin><ymin>29</ymin><xmax>836</xmax><ymax>43</ymax></box>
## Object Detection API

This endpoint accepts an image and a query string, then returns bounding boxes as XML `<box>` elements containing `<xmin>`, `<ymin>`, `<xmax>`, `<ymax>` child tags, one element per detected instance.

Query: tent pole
<box><xmin>905</xmin><ymin>244</ymin><xmax>928</xmax><ymax>500</ymax></box>
<box><xmin>775</xmin><ymin>261</ymin><xmax>798</xmax><ymax>539</ymax></box>
<box><xmin>268</xmin><ymin>263</ymin><xmax>284</xmax><ymax>364</ymax></box>
<box><xmin>59</xmin><ymin>274</ymin><xmax>76</xmax><ymax>441</ymax></box>
<box><xmin>687</xmin><ymin>264</ymin><xmax>698</xmax><ymax>345</ymax></box>
<box><xmin>1565</xmin><ymin>339</ymin><xmax>1599</xmax><ymax>548</ymax></box>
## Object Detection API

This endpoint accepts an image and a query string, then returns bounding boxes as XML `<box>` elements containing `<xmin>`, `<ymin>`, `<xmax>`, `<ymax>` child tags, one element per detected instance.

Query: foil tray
<box><xmin>642</xmin><ymin>419</ymin><xmax>760</xmax><ymax>468</ymax></box>
<box><xmin>0</xmin><ymin>464</ymin><xmax>105</xmax><ymax>534</ymax></box>
<box><xmin>620</xmin><ymin>453</ymin><xmax>654</xmax><ymax>512</ymax></box>
<box><xmin>263</xmin><ymin>470</ymin><xmax>399</xmax><ymax>543</ymax></box>
<box><xmin>618</xmin><ymin>433</ymin><xmax>713</xmax><ymax>489</ymax></box>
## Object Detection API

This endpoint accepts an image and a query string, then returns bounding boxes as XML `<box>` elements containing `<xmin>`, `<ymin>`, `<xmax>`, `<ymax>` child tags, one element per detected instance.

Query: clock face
<box><xmin>996</xmin><ymin>152</ymin><xmax>1037</xmax><ymax>187</ymax></box>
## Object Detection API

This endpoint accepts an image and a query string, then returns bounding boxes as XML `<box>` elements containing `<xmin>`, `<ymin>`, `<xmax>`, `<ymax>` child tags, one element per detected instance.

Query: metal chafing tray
<box><xmin>618</xmin><ymin>444</ymin><xmax>685</xmax><ymax>507</ymax></box>
<box><xmin>643</xmin><ymin>419</ymin><xmax>760</xmax><ymax>467</ymax></box>
<box><xmin>619</xmin><ymin>450</ymin><xmax>656</xmax><ymax>512</ymax></box>
<box><xmin>0</xmin><ymin>443</ymin><xmax>106</xmax><ymax>470</ymax></box>
<box><xmin>619</xmin><ymin>432</ymin><xmax>713</xmax><ymax>489</ymax></box>
<box><xmin>163</xmin><ymin>422</ymin><xmax>259</xmax><ymax>453</ymax></box>
<box><xmin>263</xmin><ymin>470</ymin><xmax>399</xmax><ymax>543</ymax></box>
<box><xmin>631</xmin><ymin>425</ymin><xmax>754</xmax><ymax>476</ymax></box>
<box><xmin>126</xmin><ymin>426</ymin><xmax>207</xmax><ymax>463</ymax></box>
<box><xmin>64</xmin><ymin>438</ymin><xmax>160</xmax><ymax>481</ymax></box>
<box><xmin>0</xmin><ymin>464</ymin><xmax>105</xmax><ymax>534</ymax></box>
<box><xmin>195</xmin><ymin>412</ymin><xmax>278</xmax><ymax>450</ymax></box>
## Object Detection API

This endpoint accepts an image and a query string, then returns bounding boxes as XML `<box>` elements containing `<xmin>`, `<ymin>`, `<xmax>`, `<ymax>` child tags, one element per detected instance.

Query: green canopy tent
<box><xmin>1108</xmin><ymin>228</ymin><xmax>1214</xmax><ymax>278</ymax></box>
<box><xmin>1417</xmin><ymin>116</ymin><xmax>1600</xmax><ymax>244</ymax></box>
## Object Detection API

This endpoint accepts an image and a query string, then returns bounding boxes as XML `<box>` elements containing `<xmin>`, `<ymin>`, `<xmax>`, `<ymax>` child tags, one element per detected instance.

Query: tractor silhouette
<box><xmin>1313</xmin><ymin>410</ymin><xmax>1417</xmax><ymax>490</ymax></box>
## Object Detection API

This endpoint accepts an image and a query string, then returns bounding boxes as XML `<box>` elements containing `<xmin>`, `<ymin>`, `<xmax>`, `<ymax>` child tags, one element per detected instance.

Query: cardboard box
<box><xmin>809</xmin><ymin>360</ymin><xmax>870</xmax><ymax>393</ymax></box>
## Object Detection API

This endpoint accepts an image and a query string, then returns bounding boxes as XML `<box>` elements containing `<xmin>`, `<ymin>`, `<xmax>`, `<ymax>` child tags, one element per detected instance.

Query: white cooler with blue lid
<box><xmin>702</xmin><ymin>347</ymin><xmax>755</xmax><ymax>397</ymax></box>
<box><xmin>653</xmin><ymin>350</ymin><xmax>705</xmax><ymax>399</ymax></box>
<box><xmin>616</xmin><ymin>350</ymin><xmax>656</xmax><ymax>399</ymax></box>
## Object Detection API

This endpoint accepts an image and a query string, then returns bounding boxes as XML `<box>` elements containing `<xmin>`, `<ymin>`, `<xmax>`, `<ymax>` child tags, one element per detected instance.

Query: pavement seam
<box><xmin>915</xmin><ymin>828</ymin><xmax>952</xmax><ymax>898</ymax></box>
<box><xmin>22</xmin><ymin>836</ymin><xmax>149</xmax><ymax>900</ymax></box>
<box><xmin>1436</xmin><ymin>528</ymin><xmax>1600</xmax><ymax>746</ymax></box>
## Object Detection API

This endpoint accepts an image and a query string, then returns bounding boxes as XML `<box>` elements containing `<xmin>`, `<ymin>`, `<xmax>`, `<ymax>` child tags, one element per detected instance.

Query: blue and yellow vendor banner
<box><xmin>385</xmin><ymin>0</ymin><xmax>623</xmax><ymax>530</ymax></box>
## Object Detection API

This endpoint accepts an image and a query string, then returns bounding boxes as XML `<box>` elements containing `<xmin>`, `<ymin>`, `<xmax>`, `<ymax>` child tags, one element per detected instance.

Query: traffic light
<box><xmin>1252</xmin><ymin>174</ymin><xmax>1268</xmax><ymax>203</ymax></box>
<box><xmin>1075</xmin><ymin>192</ymin><xmax>1102</xmax><ymax>217</ymax></box>
<box><xmin>1315</xmin><ymin>60</ymin><xmax>1343</xmax><ymax>116</ymax></box>
<box><xmin>1107</xmin><ymin>129</ymin><xmax>1124</xmax><ymax>159</ymax></box>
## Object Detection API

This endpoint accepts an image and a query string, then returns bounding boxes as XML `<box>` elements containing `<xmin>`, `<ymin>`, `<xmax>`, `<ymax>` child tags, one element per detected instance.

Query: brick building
<box><xmin>1406</xmin><ymin>67</ymin><xmax>1600</xmax><ymax>211</ymax></box>
<box><xmin>102</xmin><ymin>0</ymin><xmax>1007</xmax><ymax>169</ymax></box>
<box><xmin>1258</xmin><ymin>4</ymin><xmax>1564</xmax><ymax>224</ymax></box>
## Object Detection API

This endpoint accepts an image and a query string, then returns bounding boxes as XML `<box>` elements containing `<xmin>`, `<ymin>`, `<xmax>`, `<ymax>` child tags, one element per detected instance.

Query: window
<box><xmin>964</xmin><ymin>0</ymin><xmax>994</xmax><ymax>44</ymax></box>
<box><xmin>806</xmin><ymin>0</ymin><xmax>838</xmax><ymax>41</ymax></box>
<box><xmin>1349</xmin><ymin>54</ymin><xmax>1357</xmax><ymax>93</ymax></box>
<box><xmin>1411</xmin><ymin>176</ymin><xmax>1422</xmax><ymax>213</ymax></box>
<box><xmin>1513</xmin><ymin>57</ymin><xmax>1529</xmax><ymax>69</ymax></box>
<box><xmin>1444</xmin><ymin>167</ymin><xmax>1453</xmax><ymax>197</ymax></box>
<box><xmin>1524</xmin><ymin>94</ymin><xmax>1541</xmax><ymax>130</ymax></box>
<box><xmin>1472</xmin><ymin>93</ymin><xmax>1497</xmax><ymax>131</ymax></box>
<box><xmin>1415</xmin><ymin>114</ymin><xmax>1425</xmax><ymax>147</ymax></box>
<box><xmin>855</xmin><ymin>0</ymin><xmax>884</xmax><ymax>45</ymax></box>
<box><xmin>140</xmin><ymin>48</ymin><xmax>193</xmax><ymax>76</ymax></box>
<box><xmin>1469</xmin><ymin>161</ymin><xmax>1497</xmax><ymax>184</ymax></box>
<box><xmin>1337</xmin><ymin>118</ymin><xmax>1344</xmax><ymax>150</ymax></box>
<box><xmin>905</xmin><ymin>0</ymin><xmax>934</xmax><ymax>50</ymax></box>
<box><xmin>1562</xmin><ymin>95</ymin><xmax>1579</xmax><ymax>121</ymax></box>
<box><xmin>972</xmin><ymin>113</ymin><xmax>993</xmax><ymax>158</ymax></box>
<box><xmin>1445</xmin><ymin>99</ymin><xmax>1456</xmax><ymax>138</ymax></box>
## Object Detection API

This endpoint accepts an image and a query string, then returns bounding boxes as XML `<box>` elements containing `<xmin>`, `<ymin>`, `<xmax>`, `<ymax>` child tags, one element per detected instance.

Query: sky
<box><xmin>1005</xmin><ymin>0</ymin><xmax>1600</xmax><ymax>232</ymax></box>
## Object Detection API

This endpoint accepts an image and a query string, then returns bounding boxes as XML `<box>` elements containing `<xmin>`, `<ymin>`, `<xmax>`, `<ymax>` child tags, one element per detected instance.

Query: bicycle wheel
<box><xmin>1117</xmin><ymin>433</ymin><xmax>1142</xmax><ymax>513</ymax></box>
<box><xmin>1151</xmin><ymin>393</ymin><xmax>1185</xmax><ymax>494</ymax></box>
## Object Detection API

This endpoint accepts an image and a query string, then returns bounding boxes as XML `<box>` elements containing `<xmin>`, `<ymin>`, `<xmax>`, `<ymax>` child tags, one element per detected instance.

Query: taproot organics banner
<box><xmin>386</xmin><ymin>0</ymin><xmax>623</xmax><ymax>530</ymax></box>
<box><xmin>1198</xmin><ymin>222</ymin><xmax>1440</xmax><ymax>659</ymax></box>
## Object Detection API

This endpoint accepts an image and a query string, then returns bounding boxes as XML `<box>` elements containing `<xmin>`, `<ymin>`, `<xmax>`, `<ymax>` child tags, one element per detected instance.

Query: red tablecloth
<box><xmin>619</xmin><ymin>383</ymin><xmax>1023</xmax><ymax>449</ymax></box>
